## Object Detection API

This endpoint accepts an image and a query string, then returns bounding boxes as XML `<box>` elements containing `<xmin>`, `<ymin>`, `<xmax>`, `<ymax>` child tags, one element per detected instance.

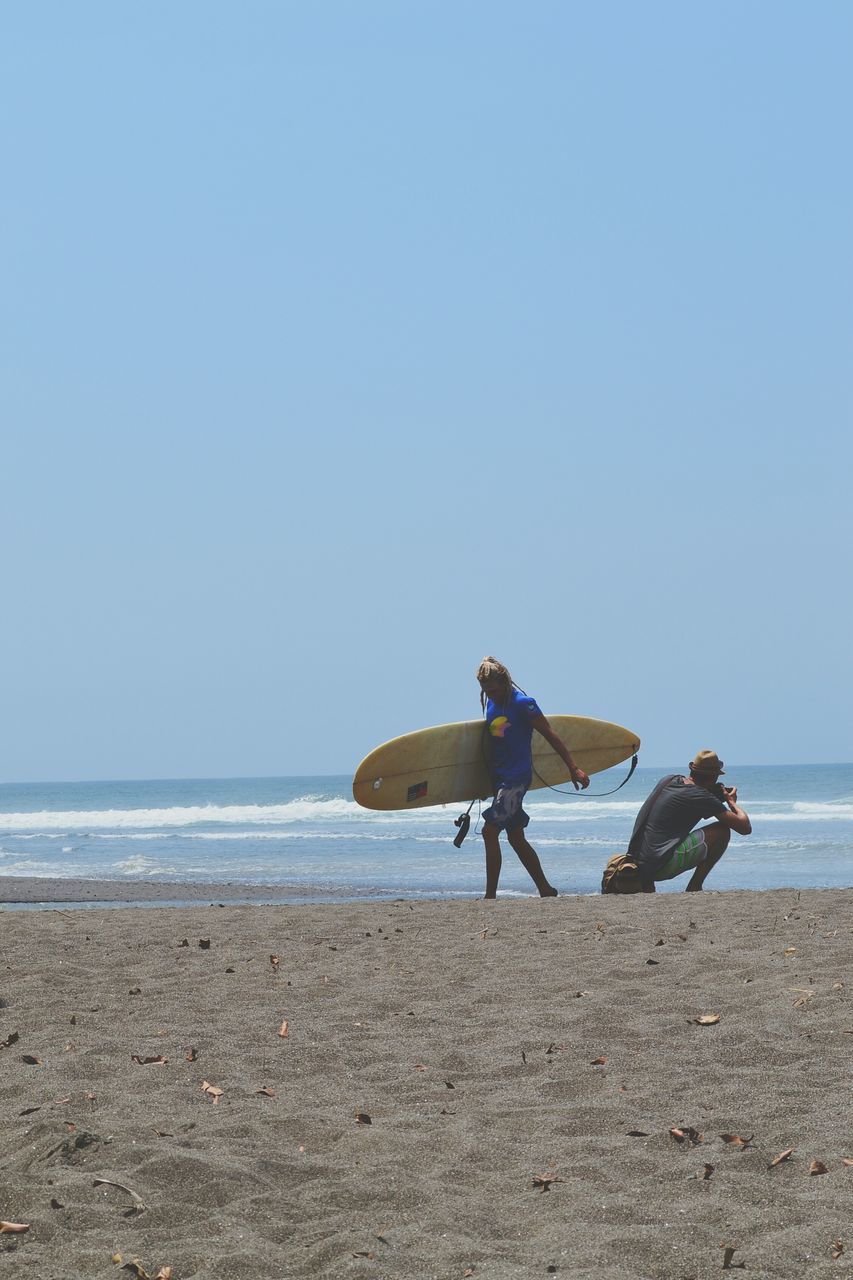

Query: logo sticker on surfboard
<box><xmin>407</xmin><ymin>780</ymin><xmax>428</xmax><ymax>802</ymax></box>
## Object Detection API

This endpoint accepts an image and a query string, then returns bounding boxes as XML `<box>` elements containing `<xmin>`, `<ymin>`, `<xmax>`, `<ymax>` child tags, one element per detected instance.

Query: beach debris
<box><xmin>118</xmin><ymin>1263</ymin><xmax>172</xmax><ymax>1279</ymax></box>
<box><xmin>445</xmin><ymin>1080</ymin><xmax>455</xmax><ymax>1089</ymax></box>
<box><xmin>832</xmin><ymin>1240</ymin><xmax>844</xmax><ymax>1259</ymax></box>
<box><xmin>355</xmin><ymin>1112</ymin><xmax>372</xmax><ymax>1125</ymax></box>
<box><xmin>720</xmin><ymin>1133</ymin><xmax>754</xmax><ymax>1149</ymax></box>
<box><xmin>0</xmin><ymin>1222</ymin><xmax>30</xmax><ymax>1234</ymax></box>
<box><xmin>833</xmin><ymin>981</ymin><xmax>844</xmax><ymax>989</ymax></box>
<box><xmin>784</xmin><ymin>946</ymin><xmax>797</xmax><ymax>955</ymax></box>
<box><xmin>721</xmin><ymin>1245</ymin><xmax>744</xmax><ymax>1269</ymax></box>
<box><xmin>351</xmin><ymin>1251</ymin><xmax>375</xmax><ymax>1260</ymax></box>
<box><xmin>152</xmin><ymin>1129</ymin><xmax>173</xmax><ymax>1138</ymax></box>
<box><xmin>21</xmin><ymin>1054</ymin><xmax>43</xmax><ymax>1065</ymax></box>
<box><xmin>414</xmin><ymin>1064</ymin><xmax>427</xmax><ymax>1071</ymax></box>
<box><xmin>654</xmin><ymin>938</ymin><xmax>665</xmax><ymax>946</ymax></box>
<box><xmin>178</xmin><ymin>939</ymin><xmax>189</xmax><ymax>947</ymax></box>
<box><xmin>792</xmin><ymin>990</ymin><xmax>814</xmax><ymax>1007</ymax></box>
<box><xmin>94</xmin><ymin>1177</ymin><xmax>147</xmax><ymax>1215</ymax></box>
<box><xmin>185</xmin><ymin>1047</ymin><xmax>198</xmax><ymax>1062</ymax></box>
<box><xmin>627</xmin><ymin>1130</ymin><xmax>650</xmax><ymax>1138</ymax></box>
<box><xmin>128</xmin><ymin>987</ymin><xmax>142</xmax><ymax>996</ymax></box>
<box><xmin>256</xmin><ymin>1086</ymin><xmax>276</xmax><ymax>1097</ymax></box>
<box><xmin>590</xmin><ymin>1056</ymin><xmax>607</xmax><ymax>1066</ymax></box>
<box><xmin>278</xmin><ymin>1020</ymin><xmax>289</xmax><ymax>1038</ymax></box>
<box><xmin>50</xmin><ymin>1198</ymin><xmax>63</xmax><ymax>1209</ymax></box>
<box><xmin>809</xmin><ymin>1159</ymin><xmax>828</xmax><ymax>1175</ymax></box>
<box><xmin>645</xmin><ymin>959</ymin><xmax>659</xmax><ymax>965</ymax></box>
<box><xmin>670</xmin><ymin>1126</ymin><xmax>703</xmax><ymax>1145</ymax></box>
<box><xmin>842</xmin><ymin>1158</ymin><xmax>853</xmax><ymax>1167</ymax></box>
<box><xmin>693</xmin><ymin>1014</ymin><xmax>721</xmax><ymax>1026</ymax></box>
<box><xmin>532</xmin><ymin>1172</ymin><xmax>563</xmax><ymax>1192</ymax></box>
<box><xmin>696</xmin><ymin>1163</ymin><xmax>715</xmax><ymax>1180</ymax></box>
<box><xmin>130</xmin><ymin>1055</ymin><xmax>168</xmax><ymax>1066</ymax></box>
<box><xmin>768</xmin><ymin>1148</ymin><xmax>794</xmax><ymax>1167</ymax></box>
<box><xmin>200</xmin><ymin>1081</ymin><xmax>224</xmax><ymax>1104</ymax></box>
<box><xmin>19</xmin><ymin>1106</ymin><xmax>41</xmax><ymax>1116</ymax></box>
<box><xmin>0</xmin><ymin>1031</ymin><xmax>19</xmax><ymax>1050</ymax></box>
<box><xmin>270</xmin><ymin>954</ymin><xmax>280</xmax><ymax>969</ymax></box>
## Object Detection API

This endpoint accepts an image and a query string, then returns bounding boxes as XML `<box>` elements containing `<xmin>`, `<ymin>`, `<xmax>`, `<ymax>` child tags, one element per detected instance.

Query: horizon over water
<box><xmin>0</xmin><ymin>764</ymin><xmax>852</xmax><ymax>905</ymax></box>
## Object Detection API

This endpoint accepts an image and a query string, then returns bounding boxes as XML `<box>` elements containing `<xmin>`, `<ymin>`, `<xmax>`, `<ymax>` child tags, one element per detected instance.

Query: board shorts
<box><xmin>483</xmin><ymin>782</ymin><xmax>531</xmax><ymax>833</ymax></box>
<box><xmin>654</xmin><ymin>829</ymin><xmax>708</xmax><ymax>881</ymax></box>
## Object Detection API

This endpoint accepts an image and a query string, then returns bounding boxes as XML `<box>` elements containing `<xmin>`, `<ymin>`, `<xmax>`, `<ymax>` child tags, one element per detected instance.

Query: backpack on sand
<box><xmin>600</xmin><ymin>853</ymin><xmax>644</xmax><ymax>894</ymax></box>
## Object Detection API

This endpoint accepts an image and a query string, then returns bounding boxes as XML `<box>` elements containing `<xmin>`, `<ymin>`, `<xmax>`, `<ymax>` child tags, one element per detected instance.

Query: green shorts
<box><xmin>654</xmin><ymin>830</ymin><xmax>708</xmax><ymax>881</ymax></box>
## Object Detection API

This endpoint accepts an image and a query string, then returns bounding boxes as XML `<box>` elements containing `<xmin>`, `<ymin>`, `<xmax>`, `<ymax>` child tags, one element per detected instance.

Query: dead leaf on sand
<box><xmin>0</xmin><ymin>1222</ymin><xmax>30</xmax><ymax>1233</ymax></box>
<box><xmin>256</xmin><ymin>1086</ymin><xmax>276</xmax><ymax>1097</ymax></box>
<box><xmin>768</xmin><ymin>1148</ymin><xmax>794</xmax><ymax>1167</ymax></box>
<box><xmin>697</xmin><ymin>1163</ymin><xmax>715</xmax><ymax>1180</ymax></box>
<box><xmin>627</xmin><ymin>1130</ymin><xmax>650</xmax><ymax>1137</ymax></box>
<box><xmin>270</xmin><ymin>954</ymin><xmax>280</xmax><ymax>969</ymax></box>
<box><xmin>721</xmin><ymin>1133</ymin><xmax>754</xmax><ymax>1148</ymax></box>
<box><xmin>131</xmin><ymin>1055</ymin><xmax>168</xmax><ymax>1066</ymax></box>
<box><xmin>832</xmin><ymin>1240</ymin><xmax>844</xmax><ymax>1259</ymax></box>
<box><xmin>200</xmin><ymin>1081</ymin><xmax>224</xmax><ymax>1104</ymax></box>
<box><xmin>842</xmin><ymin>1158</ymin><xmax>853</xmax><ymax>1167</ymax></box>
<box><xmin>809</xmin><ymin>1159</ymin><xmax>828</xmax><ymax>1175</ymax></box>
<box><xmin>0</xmin><ymin>1032</ymin><xmax>19</xmax><ymax>1050</ymax></box>
<box><xmin>185</xmin><ymin>1047</ymin><xmax>198</xmax><ymax>1062</ymax></box>
<box><xmin>532</xmin><ymin>1172</ymin><xmax>564</xmax><ymax>1192</ymax></box>
<box><xmin>670</xmin><ymin>1126</ymin><xmax>703</xmax><ymax>1145</ymax></box>
<box><xmin>721</xmin><ymin>1244</ymin><xmax>743</xmax><ymax>1269</ymax></box>
<box><xmin>693</xmin><ymin>1014</ymin><xmax>721</xmax><ymax>1026</ymax></box>
<box><xmin>198</xmin><ymin>938</ymin><xmax>211</xmax><ymax>949</ymax></box>
<box><xmin>351</xmin><ymin>1252</ymin><xmax>375</xmax><ymax>1260</ymax></box>
<box><xmin>590</xmin><ymin>1056</ymin><xmax>607</xmax><ymax>1066</ymax></box>
<box><xmin>22</xmin><ymin>1054</ymin><xmax>43</xmax><ymax>1065</ymax></box>
<box><xmin>355</xmin><ymin>1111</ymin><xmax>372</xmax><ymax>1125</ymax></box>
<box><xmin>278</xmin><ymin>1020</ymin><xmax>289</xmax><ymax>1038</ymax></box>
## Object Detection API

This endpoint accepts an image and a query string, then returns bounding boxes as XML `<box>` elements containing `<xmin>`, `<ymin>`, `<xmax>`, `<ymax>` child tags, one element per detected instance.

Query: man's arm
<box><xmin>717</xmin><ymin>785</ymin><xmax>752</xmax><ymax>835</ymax></box>
<box><xmin>531</xmin><ymin>714</ymin><xmax>590</xmax><ymax>790</ymax></box>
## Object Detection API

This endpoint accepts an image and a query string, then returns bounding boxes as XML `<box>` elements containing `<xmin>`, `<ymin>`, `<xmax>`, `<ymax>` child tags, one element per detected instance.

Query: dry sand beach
<box><xmin>0</xmin><ymin>886</ymin><xmax>851</xmax><ymax>1279</ymax></box>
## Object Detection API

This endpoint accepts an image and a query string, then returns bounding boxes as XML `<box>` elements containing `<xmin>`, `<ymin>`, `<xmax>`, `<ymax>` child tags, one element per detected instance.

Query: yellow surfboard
<box><xmin>352</xmin><ymin>716</ymin><xmax>640</xmax><ymax>811</ymax></box>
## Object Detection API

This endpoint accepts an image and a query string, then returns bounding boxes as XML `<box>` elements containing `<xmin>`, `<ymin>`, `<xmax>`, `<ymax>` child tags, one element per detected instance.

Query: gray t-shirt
<box><xmin>629</xmin><ymin>775</ymin><xmax>727</xmax><ymax>876</ymax></box>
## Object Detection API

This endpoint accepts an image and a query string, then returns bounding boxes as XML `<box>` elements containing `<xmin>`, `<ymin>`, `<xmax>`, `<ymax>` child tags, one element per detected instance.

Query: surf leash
<box><xmin>532</xmin><ymin>752</ymin><xmax>639</xmax><ymax>797</ymax></box>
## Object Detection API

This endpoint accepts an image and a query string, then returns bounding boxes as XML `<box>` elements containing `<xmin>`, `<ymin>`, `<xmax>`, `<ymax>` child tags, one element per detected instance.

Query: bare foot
<box><xmin>539</xmin><ymin>886</ymin><xmax>558</xmax><ymax>897</ymax></box>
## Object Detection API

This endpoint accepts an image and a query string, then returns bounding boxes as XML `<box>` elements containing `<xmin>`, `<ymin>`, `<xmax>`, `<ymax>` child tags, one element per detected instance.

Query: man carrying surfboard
<box><xmin>477</xmin><ymin>656</ymin><xmax>590</xmax><ymax>898</ymax></box>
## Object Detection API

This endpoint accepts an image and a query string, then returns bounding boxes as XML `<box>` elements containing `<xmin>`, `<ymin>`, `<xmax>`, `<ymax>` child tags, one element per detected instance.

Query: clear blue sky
<box><xmin>2</xmin><ymin>2</ymin><xmax>850</xmax><ymax>781</ymax></box>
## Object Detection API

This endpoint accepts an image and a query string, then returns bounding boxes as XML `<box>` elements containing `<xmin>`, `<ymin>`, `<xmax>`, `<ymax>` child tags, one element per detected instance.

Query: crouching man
<box><xmin>627</xmin><ymin>749</ymin><xmax>752</xmax><ymax>891</ymax></box>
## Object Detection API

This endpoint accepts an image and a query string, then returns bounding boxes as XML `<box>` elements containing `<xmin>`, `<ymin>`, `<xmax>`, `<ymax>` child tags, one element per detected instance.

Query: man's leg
<box><xmin>507</xmin><ymin>826</ymin><xmax>558</xmax><ymax>897</ymax></box>
<box><xmin>685</xmin><ymin>823</ymin><xmax>730</xmax><ymax>891</ymax></box>
<box><xmin>482</xmin><ymin>823</ymin><xmax>502</xmax><ymax>898</ymax></box>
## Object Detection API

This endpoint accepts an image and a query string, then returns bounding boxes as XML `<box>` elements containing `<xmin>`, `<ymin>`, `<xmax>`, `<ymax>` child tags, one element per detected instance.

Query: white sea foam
<box><xmin>0</xmin><ymin>798</ymin><xmax>367</xmax><ymax>831</ymax></box>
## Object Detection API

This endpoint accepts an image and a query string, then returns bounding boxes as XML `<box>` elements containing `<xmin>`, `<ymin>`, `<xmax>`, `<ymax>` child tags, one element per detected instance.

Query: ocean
<box><xmin>1</xmin><ymin>764</ymin><xmax>852</xmax><ymax>904</ymax></box>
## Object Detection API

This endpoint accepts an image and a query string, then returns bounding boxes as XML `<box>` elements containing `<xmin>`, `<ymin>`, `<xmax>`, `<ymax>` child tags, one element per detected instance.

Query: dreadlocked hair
<box><xmin>476</xmin><ymin>656</ymin><xmax>517</xmax><ymax>712</ymax></box>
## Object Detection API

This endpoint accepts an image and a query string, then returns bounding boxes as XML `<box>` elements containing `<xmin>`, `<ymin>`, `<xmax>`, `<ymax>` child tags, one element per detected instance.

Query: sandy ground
<box><xmin>0</xmin><ymin>885</ymin><xmax>851</xmax><ymax>1279</ymax></box>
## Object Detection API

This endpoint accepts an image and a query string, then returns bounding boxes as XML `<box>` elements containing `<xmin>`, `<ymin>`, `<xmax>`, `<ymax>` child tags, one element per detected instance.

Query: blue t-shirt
<box><xmin>485</xmin><ymin>689</ymin><xmax>543</xmax><ymax>786</ymax></box>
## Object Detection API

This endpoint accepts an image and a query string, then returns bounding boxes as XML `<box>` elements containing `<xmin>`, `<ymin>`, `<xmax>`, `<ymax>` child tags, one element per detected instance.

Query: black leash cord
<box><xmin>532</xmin><ymin>752</ymin><xmax>639</xmax><ymax>797</ymax></box>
